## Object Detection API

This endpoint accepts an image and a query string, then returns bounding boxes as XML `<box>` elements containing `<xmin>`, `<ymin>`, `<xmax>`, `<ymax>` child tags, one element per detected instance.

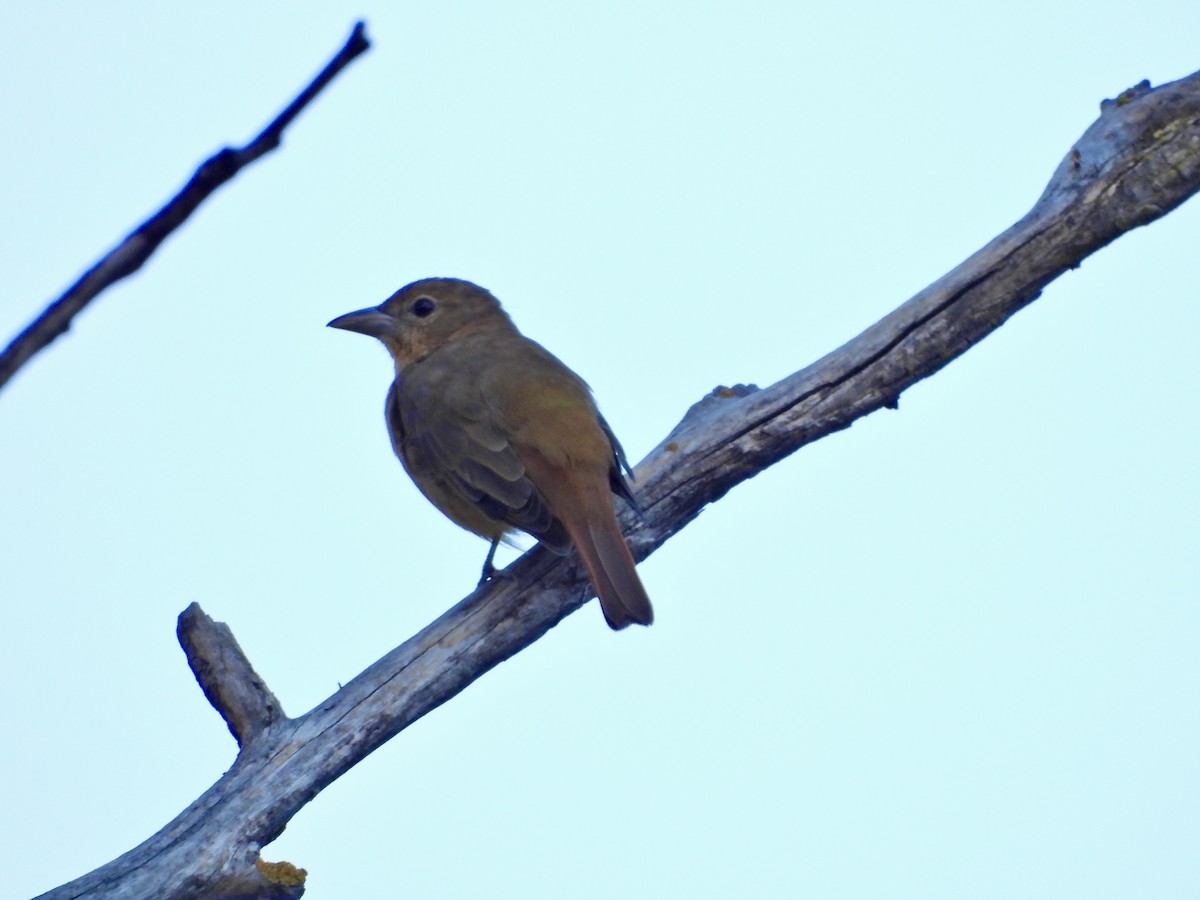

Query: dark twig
<box><xmin>0</xmin><ymin>21</ymin><xmax>370</xmax><ymax>394</ymax></box>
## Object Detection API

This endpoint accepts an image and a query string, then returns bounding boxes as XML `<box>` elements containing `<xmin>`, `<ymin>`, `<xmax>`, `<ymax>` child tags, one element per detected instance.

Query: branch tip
<box><xmin>177</xmin><ymin>603</ymin><xmax>286</xmax><ymax>748</ymax></box>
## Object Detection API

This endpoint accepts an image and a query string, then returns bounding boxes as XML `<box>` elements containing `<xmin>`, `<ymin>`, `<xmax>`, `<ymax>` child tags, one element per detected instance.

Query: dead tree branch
<box><xmin>0</xmin><ymin>21</ymin><xmax>370</xmax><ymax>394</ymax></box>
<box><xmin>36</xmin><ymin>71</ymin><xmax>1200</xmax><ymax>900</ymax></box>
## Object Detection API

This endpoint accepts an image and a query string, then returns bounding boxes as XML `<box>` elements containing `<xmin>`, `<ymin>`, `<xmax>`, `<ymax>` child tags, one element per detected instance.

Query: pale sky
<box><xmin>3</xmin><ymin>3</ymin><xmax>1199</xmax><ymax>898</ymax></box>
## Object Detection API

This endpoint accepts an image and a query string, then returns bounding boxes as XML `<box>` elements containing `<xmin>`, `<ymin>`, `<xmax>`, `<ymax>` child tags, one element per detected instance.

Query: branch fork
<box><xmin>31</xmin><ymin>66</ymin><xmax>1200</xmax><ymax>900</ymax></box>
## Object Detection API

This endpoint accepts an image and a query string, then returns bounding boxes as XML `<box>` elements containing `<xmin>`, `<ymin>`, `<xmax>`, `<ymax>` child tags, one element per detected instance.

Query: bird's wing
<box><xmin>388</xmin><ymin>375</ymin><xmax>570</xmax><ymax>551</ymax></box>
<box><xmin>597</xmin><ymin>410</ymin><xmax>640</xmax><ymax>513</ymax></box>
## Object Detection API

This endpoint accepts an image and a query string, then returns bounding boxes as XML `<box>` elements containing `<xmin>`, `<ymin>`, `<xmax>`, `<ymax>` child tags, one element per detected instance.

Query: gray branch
<box><xmin>36</xmin><ymin>72</ymin><xmax>1200</xmax><ymax>900</ymax></box>
<box><xmin>177</xmin><ymin>603</ymin><xmax>286</xmax><ymax>748</ymax></box>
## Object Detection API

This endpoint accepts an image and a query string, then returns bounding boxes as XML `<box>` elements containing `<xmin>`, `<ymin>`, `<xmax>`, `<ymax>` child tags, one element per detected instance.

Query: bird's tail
<box><xmin>566</xmin><ymin>488</ymin><xmax>654</xmax><ymax>630</ymax></box>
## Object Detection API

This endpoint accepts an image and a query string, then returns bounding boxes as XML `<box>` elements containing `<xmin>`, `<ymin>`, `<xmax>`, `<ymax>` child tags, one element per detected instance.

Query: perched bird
<box><xmin>328</xmin><ymin>277</ymin><xmax>653</xmax><ymax>630</ymax></box>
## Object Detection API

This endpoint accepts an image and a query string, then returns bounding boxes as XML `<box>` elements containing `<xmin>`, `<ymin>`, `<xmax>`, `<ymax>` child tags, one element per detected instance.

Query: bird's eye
<box><xmin>411</xmin><ymin>296</ymin><xmax>437</xmax><ymax>318</ymax></box>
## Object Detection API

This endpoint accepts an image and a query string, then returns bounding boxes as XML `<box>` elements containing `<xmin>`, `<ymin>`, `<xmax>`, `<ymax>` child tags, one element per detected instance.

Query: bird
<box><xmin>328</xmin><ymin>277</ymin><xmax>653</xmax><ymax>630</ymax></box>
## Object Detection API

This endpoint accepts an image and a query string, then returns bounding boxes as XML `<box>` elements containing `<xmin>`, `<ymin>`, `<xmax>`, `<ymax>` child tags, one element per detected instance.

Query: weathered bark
<box><xmin>34</xmin><ymin>71</ymin><xmax>1200</xmax><ymax>900</ymax></box>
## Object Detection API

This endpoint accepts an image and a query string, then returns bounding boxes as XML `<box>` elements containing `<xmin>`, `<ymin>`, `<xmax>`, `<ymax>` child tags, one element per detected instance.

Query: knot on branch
<box><xmin>665</xmin><ymin>383</ymin><xmax>760</xmax><ymax>445</ymax></box>
<box><xmin>1103</xmin><ymin>78</ymin><xmax>1153</xmax><ymax>110</ymax></box>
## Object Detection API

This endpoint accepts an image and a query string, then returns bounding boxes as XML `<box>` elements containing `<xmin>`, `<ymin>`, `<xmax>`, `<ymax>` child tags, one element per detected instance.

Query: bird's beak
<box><xmin>327</xmin><ymin>305</ymin><xmax>395</xmax><ymax>338</ymax></box>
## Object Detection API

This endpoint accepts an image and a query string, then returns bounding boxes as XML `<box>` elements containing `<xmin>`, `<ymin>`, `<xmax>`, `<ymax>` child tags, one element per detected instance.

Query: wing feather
<box><xmin>387</xmin><ymin>376</ymin><xmax>569</xmax><ymax>552</ymax></box>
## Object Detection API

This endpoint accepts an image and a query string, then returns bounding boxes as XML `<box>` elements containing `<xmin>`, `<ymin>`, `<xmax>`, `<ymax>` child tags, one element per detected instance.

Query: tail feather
<box><xmin>570</xmin><ymin>508</ymin><xmax>654</xmax><ymax>630</ymax></box>
<box><xmin>521</xmin><ymin>450</ymin><xmax>654</xmax><ymax>629</ymax></box>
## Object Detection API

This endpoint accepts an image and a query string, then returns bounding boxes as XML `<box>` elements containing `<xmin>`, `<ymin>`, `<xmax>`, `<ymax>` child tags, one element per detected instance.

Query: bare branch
<box><xmin>633</xmin><ymin>73</ymin><xmax>1200</xmax><ymax>541</ymax></box>
<box><xmin>36</xmin><ymin>71</ymin><xmax>1200</xmax><ymax>900</ymax></box>
<box><xmin>177</xmin><ymin>603</ymin><xmax>287</xmax><ymax>748</ymax></box>
<box><xmin>0</xmin><ymin>21</ymin><xmax>370</xmax><ymax>394</ymax></box>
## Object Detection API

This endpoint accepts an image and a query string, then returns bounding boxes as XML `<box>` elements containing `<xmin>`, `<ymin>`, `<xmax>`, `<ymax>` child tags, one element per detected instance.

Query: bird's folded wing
<box><xmin>393</xmin><ymin>377</ymin><xmax>570</xmax><ymax>551</ymax></box>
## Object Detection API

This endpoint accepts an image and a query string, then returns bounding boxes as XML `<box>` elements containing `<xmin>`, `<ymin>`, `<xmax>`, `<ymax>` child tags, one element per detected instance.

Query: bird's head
<box><xmin>328</xmin><ymin>277</ymin><xmax>515</xmax><ymax>367</ymax></box>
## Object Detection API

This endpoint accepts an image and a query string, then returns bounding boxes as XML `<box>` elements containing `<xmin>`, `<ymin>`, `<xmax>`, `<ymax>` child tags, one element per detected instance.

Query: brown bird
<box><xmin>328</xmin><ymin>277</ymin><xmax>653</xmax><ymax>630</ymax></box>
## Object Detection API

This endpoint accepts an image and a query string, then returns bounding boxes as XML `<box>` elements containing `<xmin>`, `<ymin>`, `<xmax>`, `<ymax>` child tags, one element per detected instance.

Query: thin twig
<box><xmin>0</xmin><ymin>21</ymin><xmax>370</xmax><ymax>394</ymax></box>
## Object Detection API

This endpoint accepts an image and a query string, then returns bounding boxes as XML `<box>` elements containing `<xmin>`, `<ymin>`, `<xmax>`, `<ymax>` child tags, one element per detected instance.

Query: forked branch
<box><xmin>37</xmin><ymin>72</ymin><xmax>1200</xmax><ymax>900</ymax></box>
